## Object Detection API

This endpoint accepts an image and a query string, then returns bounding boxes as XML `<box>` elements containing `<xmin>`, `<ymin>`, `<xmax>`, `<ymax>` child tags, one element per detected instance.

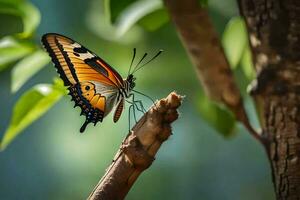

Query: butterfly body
<box><xmin>41</xmin><ymin>33</ymin><xmax>136</xmax><ymax>132</ymax></box>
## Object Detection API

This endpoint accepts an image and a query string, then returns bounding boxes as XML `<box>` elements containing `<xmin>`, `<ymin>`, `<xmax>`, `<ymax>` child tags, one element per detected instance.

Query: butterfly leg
<box><xmin>134</xmin><ymin>100</ymin><xmax>146</xmax><ymax>113</ymax></box>
<box><xmin>127</xmin><ymin>101</ymin><xmax>137</xmax><ymax>123</ymax></box>
<box><xmin>131</xmin><ymin>93</ymin><xmax>147</xmax><ymax>113</ymax></box>
<box><xmin>128</xmin><ymin>104</ymin><xmax>133</xmax><ymax>132</ymax></box>
<box><xmin>132</xmin><ymin>89</ymin><xmax>156</xmax><ymax>106</ymax></box>
<box><xmin>126</xmin><ymin>95</ymin><xmax>144</xmax><ymax>114</ymax></box>
<box><xmin>127</xmin><ymin>102</ymin><xmax>139</xmax><ymax>132</ymax></box>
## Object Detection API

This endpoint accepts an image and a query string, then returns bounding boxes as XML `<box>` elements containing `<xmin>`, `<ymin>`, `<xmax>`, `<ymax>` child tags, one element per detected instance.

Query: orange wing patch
<box><xmin>80</xmin><ymin>82</ymin><xmax>106</xmax><ymax>112</ymax></box>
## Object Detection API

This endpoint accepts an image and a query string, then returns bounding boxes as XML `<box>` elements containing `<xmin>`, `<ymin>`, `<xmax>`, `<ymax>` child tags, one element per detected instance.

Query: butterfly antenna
<box><xmin>132</xmin><ymin>50</ymin><xmax>163</xmax><ymax>74</ymax></box>
<box><xmin>132</xmin><ymin>52</ymin><xmax>148</xmax><ymax>73</ymax></box>
<box><xmin>128</xmin><ymin>48</ymin><xmax>136</xmax><ymax>76</ymax></box>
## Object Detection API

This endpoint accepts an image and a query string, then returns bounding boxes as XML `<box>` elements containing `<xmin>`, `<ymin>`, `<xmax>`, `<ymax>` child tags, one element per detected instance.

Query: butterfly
<box><xmin>41</xmin><ymin>33</ymin><xmax>162</xmax><ymax>132</ymax></box>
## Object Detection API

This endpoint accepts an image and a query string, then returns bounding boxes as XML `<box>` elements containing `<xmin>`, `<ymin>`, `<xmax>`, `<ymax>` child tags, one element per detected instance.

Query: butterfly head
<box><xmin>127</xmin><ymin>74</ymin><xmax>136</xmax><ymax>90</ymax></box>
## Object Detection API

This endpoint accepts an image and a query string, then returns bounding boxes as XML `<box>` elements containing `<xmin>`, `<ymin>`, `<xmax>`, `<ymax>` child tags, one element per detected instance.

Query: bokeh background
<box><xmin>0</xmin><ymin>0</ymin><xmax>275</xmax><ymax>199</ymax></box>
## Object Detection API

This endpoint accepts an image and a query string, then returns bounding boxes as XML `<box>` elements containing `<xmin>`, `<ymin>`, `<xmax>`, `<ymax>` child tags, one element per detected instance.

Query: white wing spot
<box><xmin>72</xmin><ymin>43</ymin><xmax>81</xmax><ymax>48</ymax></box>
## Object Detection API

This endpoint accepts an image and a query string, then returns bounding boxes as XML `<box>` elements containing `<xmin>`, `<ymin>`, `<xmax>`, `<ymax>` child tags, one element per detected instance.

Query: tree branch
<box><xmin>87</xmin><ymin>92</ymin><xmax>182</xmax><ymax>200</ymax></box>
<box><xmin>163</xmin><ymin>0</ymin><xmax>262</xmax><ymax>142</ymax></box>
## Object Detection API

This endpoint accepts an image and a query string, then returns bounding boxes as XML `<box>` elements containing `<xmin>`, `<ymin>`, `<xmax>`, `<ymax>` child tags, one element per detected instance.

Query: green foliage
<box><xmin>0</xmin><ymin>36</ymin><xmax>35</xmax><ymax>71</ymax></box>
<box><xmin>0</xmin><ymin>14</ymin><xmax>23</xmax><ymax>37</ymax></box>
<box><xmin>222</xmin><ymin>17</ymin><xmax>247</xmax><ymax>69</ymax></box>
<box><xmin>197</xmin><ymin>93</ymin><xmax>236</xmax><ymax>137</ymax></box>
<box><xmin>112</xmin><ymin>0</ymin><xmax>163</xmax><ymax>36</ymax></box>
<box><xmin>222</xmin><ymin>16</ymin><xmax>255</xmax><ymax>86</ymax></box>
<box><xmin>87</xmin><ymin>0</ymin><xmax>168</xmax><ymax>43</ymax></box>
<box><xmin>222</xmin><ymin>16</ymin><xmax>256</xmax><ymax>82</ymax></box>
<box><xmin>1</xmin><ymin>79</ymin><xmax>66</xmax><ymax>151</ymax></box>
<box><xmin>110</xmin><ymin>0</ymin><xmax>136</xmax><ymax>23</ymax></box>
<box><xmin>0</xmin><ymin>0</ymin><xmax>40</xmax><ymax>38</ymax></box>
<box><xmin>11</xmin><ymin>50</ymin><xmax>50</xmax><ymax>93</ymax></box>
<box><xmin>240</xmin><ymin>43</ymin><xmax>255</xmax><ymax>80</ymax></box>
<box><xmin>0</xmin><ymin>0</ymin><xmax>56</xmax><ymax>150</ymax></box>
<box><xmin>0</xmin><ymin>0</ymin><xmax>43</xmax><ymax>75</ymax></box>
<box><xmin>138</xmin><ymin>8</ymin><xmax>169</xmax><ymax>31</ymax></box>
<box><xmin>86</xmin><ymin>0</ymin><xmax>141</xmax><ymax>43</ymax></box>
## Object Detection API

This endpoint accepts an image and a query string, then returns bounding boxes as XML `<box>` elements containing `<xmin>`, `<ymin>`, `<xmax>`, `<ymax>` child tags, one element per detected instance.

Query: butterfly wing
<box><xmin>41</xmin><ymin>33</ymin><xmax>124</xmax><ymax>132</ymax></box>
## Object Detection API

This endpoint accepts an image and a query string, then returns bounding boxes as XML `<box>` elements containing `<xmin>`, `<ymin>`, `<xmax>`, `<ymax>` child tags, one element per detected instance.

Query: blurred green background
<box><xmin>0</xmin><ymin>0</ymin><xmax>275</xmax><ymax>199</ymax></box>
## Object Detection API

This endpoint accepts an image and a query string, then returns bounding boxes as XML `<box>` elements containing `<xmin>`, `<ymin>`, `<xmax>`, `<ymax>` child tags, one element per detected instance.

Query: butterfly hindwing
<box><xmin>42</xmin><ymin>33</ymin><xmax>125</xmax><ymax>132</ymax></box>
<box><xmin>68</xmin><ymin>83</ymin><xmax>104</xmax><ymax>132</ymax></box>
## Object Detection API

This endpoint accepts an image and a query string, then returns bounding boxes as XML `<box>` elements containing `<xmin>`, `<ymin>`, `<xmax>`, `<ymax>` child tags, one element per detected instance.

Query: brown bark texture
<box><xmin>238</xmin><ymin>0</ymin><xmax>300</xmax><ymax>199</ymax></box>
<box><xmin>163</xmin><ymin>0</ymin><xmax>261</xmax><ymax>141</ymax></box>
<box><xmin>87</xmin><ymin>92</ymin><xmax>182</xmax><ymax>200</ymax></box>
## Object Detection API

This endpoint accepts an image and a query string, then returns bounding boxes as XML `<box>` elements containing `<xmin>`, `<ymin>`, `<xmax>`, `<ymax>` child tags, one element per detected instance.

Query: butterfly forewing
<box><xmin>42</xmin><ymin>33</ymin><xmax>125</xmax><ymax>132</ymax></box>
<box><xmin>42</xmin><ymin>33</ymin><xmax>124</xmax><ymax>87</ymax></box>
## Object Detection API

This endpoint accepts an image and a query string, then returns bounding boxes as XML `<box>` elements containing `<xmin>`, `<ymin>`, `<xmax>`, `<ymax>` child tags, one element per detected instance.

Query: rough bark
<box><xmin>163</xmin><ymin>0</ymin><xmax>261</xmax><ymax>142</ymax></box>
<box><xmin>238</xmin><ymin>0</ymin><xmax>300</xmax><ymax>199</ymax></box>
<box><xmin>87</xmin><ymin>92</ymin><xmax>182</xmax><ymax>200</ymax></box>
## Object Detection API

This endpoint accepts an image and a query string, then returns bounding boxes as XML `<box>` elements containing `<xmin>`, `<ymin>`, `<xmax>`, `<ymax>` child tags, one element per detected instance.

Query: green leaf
<box><xmin>240</xmin><ymin>44</ymin><xmax>255</xmax><ymax>80</ymax></box>
<box><xmin>197</xmin><ymin>94</ymin><xmax>236</xmax><ymax>137</ymax></box>
<box><xmin>0</xmin><ymin>13</ymin><xmax>23</xmax><ymax>37</ymax></box>
<box><xmin>138</xmin><ymin>8</ymin><xmax>169</xmax><ymax>31</ymax></box>
<box><xmin>222</xmin><ymin>17</ymin><xmax>248</xmax><ymax>69</ymax></box>
<box><xmin>87</xmin><ymin>0</ymin><xmax>166</xmax><ymax>42</ymax></box>
<box><xmin>86</xmin><ymin>0</ymin><xmax>142</xmax><ymax>43</ymax></box>
<box><xmin>11</xmin><ymin>49</ymin><xmax>50</xmax><ymax>93</ymax></box>
<box><xmin>0</xmin><ymin>36</ymin><xmax>35</xmax><ymax>71</ymax></box>
<box><xmin>114</xmin><ymin>0</ymin><xmax>163</xmax><ymax>37</ymax></box>
<box><xmin>0</xmin><ymin>80</ymin><xmax>65</xmax><ymax>150</ymax></box>
<box><xmin>110</xmin><ymin>0</ymin><xmax>136</xmax><ymax>23</ymax></box>
<box><xmin>52</xmin><ymin>78</ymin><xmax>68</xmax><ymax>95</ymax></box>
<box><xmin>0</xmin><ymin>1</ymin><xmax>40</xmax><ymax>38</ymax></box>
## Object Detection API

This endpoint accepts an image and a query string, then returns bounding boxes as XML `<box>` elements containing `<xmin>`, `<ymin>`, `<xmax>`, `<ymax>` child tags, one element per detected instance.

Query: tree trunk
<box><xmin>238</xmin><ymin>0</ymin><xmax>300</xmax><ymax>199</ymax></box>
